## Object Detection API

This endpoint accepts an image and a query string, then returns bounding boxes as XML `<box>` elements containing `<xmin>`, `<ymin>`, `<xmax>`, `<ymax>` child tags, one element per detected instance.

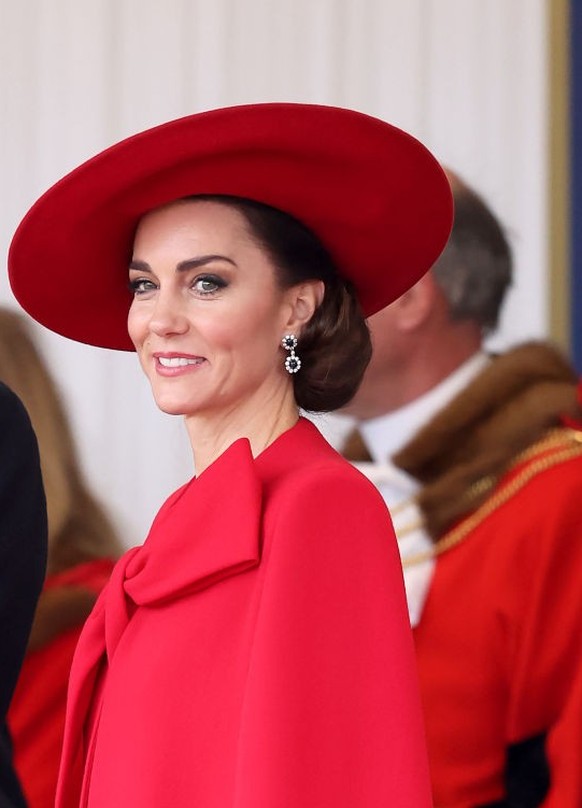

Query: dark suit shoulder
<box><xmin>0</xmin><ymin>381</ymin><xmax>37</xmax><ymax>446</ymax></box>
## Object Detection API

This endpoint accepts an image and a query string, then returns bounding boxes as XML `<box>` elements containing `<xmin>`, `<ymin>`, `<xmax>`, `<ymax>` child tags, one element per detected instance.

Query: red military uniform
<box><xmin>413</xmin><ymin>428</ymin><xmax>582</xmax><ymax>806</ymax></box>
<box><xmin>344</xmin><ymin>343</ymin><xmax>582</xmax><ymax>807</ymax></box>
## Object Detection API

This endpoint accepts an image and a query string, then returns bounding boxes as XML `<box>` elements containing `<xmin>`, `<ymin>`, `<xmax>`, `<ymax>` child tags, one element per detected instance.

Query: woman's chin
<box><xmin>153</xmin><ymin>397</ymin><xmax>197</xmax><ymax>417</ymax></box>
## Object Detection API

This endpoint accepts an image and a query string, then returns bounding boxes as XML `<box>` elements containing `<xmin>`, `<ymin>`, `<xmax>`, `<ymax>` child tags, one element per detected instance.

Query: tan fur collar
<box><xmin>345</xmin><ymin>342</ymin><xmax>581</xmax><ymax>539</ymax></box>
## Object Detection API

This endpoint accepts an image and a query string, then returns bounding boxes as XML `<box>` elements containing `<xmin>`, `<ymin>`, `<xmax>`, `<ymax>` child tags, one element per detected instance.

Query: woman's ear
<box><xmin>283</xmin><ymin>280</ymin><xmax>324</xmax><ymax>333</ymax></box>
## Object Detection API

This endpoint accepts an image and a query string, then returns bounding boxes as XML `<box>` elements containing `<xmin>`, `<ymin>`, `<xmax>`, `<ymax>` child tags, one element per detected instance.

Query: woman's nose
<box><xmin>148</xmin><ymin>292</ymin><xmax>189</xmax><ymax>337</ymax></box>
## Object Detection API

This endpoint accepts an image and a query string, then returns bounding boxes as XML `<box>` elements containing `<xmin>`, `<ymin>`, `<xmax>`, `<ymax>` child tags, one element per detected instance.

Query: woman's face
<box><xmin>128</xmin><ymin>200</ymin><xmax>299</xmax><ymax>420</ymax></box>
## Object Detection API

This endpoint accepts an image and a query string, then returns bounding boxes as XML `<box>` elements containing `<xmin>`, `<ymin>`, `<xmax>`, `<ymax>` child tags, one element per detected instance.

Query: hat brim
<box><xmin>8</xmin><ymin>103</ymin><xmax>453</xmax><ymax>351</ymax></box>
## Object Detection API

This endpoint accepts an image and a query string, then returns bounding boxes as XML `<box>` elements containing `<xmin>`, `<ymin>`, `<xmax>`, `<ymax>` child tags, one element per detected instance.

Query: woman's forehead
<box><xmin>134</xmin><ymin>199</ymin><xmax>257</xmax><ymax>251</ymax></box>
<box><xmin>130</xmin><ymin>200</ymin><xmax>281</xmax><ymax>284</ymax></box>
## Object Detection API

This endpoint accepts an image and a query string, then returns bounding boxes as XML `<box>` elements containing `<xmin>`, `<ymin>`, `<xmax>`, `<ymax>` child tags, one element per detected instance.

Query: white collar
<box><xmin>360</xmin><ymin>351</ymin><xmax>490</xmax><ymax>462</ymax></box>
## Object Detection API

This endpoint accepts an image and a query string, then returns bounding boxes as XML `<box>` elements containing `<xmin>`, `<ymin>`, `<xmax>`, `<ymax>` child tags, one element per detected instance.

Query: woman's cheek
<box><xmin>127</xmin><ymin>308</ymin><xmax>146</xmax><ymax>349</ymax></box>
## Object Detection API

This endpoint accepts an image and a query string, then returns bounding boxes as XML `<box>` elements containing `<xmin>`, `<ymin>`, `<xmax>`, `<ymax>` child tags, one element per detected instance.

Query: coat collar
<box><xmin>120</xmin><ymin>417</ymin><xmax>331</xmax><ymax>609</ymax></box>
<box><xmin>124</xmin><ymin>436</ymin><xmax>263</xmax><ymax>606</ymax></box>
<box><xmin>96</xmin><ymin>435</ymin><xmax>264</xmax><ymax>661</ymax></box>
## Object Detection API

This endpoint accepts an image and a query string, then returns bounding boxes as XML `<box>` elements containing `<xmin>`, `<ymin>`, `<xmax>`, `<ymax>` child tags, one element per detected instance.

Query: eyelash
<box><xmin>128</xmin><ymin>278</ymin><xmax>156</xmax><ymax>295</ymax></box>
<box><xmin>128</xmin><ymin>274</ymin><xmax>228</xmax><ymax>297</ymax></box>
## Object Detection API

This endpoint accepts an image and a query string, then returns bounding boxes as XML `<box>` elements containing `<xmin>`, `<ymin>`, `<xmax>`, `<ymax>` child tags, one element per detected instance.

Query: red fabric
<box><xmin>57</xmin><ymin>419</ymin><xmax>431</xmax><ymax>807</ymax></box>
<box><xmin>8</xmin><ymin>559</ymin><xmax>115</xmax><ymax>808</ymax></box>
<box><xmin>8</xmin><ymin>103</ymin><xmax>452</xmax><ymax>349</ymax></box>
<box><xmin>414</xmin><ymin>449</ymin><xmax>582</xmax><ymax>807</ymax></box>
<box><xmin>561</xmin><ymin>380</ymin><xmax>582</xmax><ymax>429</ymax></box>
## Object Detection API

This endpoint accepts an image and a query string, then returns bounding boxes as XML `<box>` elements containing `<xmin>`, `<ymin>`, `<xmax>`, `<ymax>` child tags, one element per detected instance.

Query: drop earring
<box><xmin>281</xmin><ymin>334</ymin><xmax>301</xmax><ymax>374</ymax></box>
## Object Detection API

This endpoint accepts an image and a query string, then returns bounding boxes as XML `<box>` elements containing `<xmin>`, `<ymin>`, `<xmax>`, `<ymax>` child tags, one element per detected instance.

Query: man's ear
<box><xmin>393</xmin><ymin>271</ymin><xmax>439</xmax><ymax>332</ymax></box>
<box><xmin>283</xmin><ymin>280</ymin><xmax>325</xmax><ymax>333</ymax></box>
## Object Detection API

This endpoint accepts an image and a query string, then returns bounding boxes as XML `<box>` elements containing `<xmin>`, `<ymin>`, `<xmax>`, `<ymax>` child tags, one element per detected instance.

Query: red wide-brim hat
<box><xmin>8</xmin><ymin>103</ymin><xmax>453</xmax><ymax>351</ymax></box>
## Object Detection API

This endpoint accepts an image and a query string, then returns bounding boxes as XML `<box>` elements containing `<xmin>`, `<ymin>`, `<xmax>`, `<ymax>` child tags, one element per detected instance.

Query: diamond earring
<box><xmin>281</xmin><ymin>334</ymin><xmax>301</xmax><ymax>374</ymax></box>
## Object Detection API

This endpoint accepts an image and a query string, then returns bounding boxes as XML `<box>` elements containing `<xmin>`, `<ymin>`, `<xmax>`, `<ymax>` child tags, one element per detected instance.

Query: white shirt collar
<box><xmin>360</xmin><ymin>351</ymin><xmax>490</xmax><ymax>462</ymax></box>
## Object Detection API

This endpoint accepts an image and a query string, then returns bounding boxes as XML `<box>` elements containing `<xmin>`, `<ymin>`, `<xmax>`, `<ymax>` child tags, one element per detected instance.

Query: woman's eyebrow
<box><xmin>129</xmin><ymin>255</ymin><xmax>238</xmax><ymax>273</ymax></box>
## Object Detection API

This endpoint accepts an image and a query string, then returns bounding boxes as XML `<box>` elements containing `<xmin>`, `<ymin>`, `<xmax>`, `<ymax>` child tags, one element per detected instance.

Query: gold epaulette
<box><xmin>402</xmin><ymin>427</ymin><xmax>582</xmax><ymax>568</ymax></box>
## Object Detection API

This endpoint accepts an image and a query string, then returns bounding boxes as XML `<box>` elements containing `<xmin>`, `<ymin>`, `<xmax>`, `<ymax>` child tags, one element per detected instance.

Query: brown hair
<box><xmin>0</xmin><ymin>308</ymin><xmax>122</xmax><ymax>574</ymax></box>
<box><xmin>193</xmin><ymin>195</ymin><xmax>372</xmax><ymax>411</ymax></box>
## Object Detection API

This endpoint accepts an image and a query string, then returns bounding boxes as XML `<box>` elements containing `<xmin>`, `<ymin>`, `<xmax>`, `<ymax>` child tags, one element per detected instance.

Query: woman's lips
<box><xmin>154</xmin><ymin>354</ymin><xmax>206</xmax><ymax>376</ymax></box>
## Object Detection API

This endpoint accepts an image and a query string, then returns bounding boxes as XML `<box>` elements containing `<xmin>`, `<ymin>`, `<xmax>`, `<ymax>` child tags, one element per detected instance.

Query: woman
<box><xmin>8</xmin><ymin>103</ymin><xmax>453</xmax><ymax>807</ymax></box>
<box><xmin>0</xmin><ymin>308</ymin><xmax>121</xmax><ymax>808</ymax></box>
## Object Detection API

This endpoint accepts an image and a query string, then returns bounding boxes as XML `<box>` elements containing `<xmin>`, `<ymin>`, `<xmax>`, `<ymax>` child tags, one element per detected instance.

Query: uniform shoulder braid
<box><xmin>401</xmin><ymin>426</ymin><xmax>582</xmax><ymax>567</ymax></box>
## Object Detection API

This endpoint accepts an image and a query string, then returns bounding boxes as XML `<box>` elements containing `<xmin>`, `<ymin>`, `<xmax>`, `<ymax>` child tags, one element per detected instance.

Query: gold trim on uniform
<box><xmin>402</xmin><ymin>428</ymin><xmax>582</xmax><ymax>568</ymax></box>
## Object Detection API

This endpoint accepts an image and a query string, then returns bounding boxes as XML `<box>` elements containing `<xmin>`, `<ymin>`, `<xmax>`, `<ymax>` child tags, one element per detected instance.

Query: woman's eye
<box><xmin>193</xmin><ymin>275</ymin><xmax>227</xmax><ymax>295</ymax></box>
<box><xmin>128</xmin><ymin>278</ymin><xmax>157</xmax><ymax>295</ymax></box>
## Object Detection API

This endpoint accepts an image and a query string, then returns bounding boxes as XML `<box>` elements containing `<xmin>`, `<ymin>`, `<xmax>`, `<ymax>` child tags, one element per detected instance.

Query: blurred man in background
<box><xmin>342</xmin><ymin>171</ymin><xmax>582</xmax><ymax>807</ymax></box>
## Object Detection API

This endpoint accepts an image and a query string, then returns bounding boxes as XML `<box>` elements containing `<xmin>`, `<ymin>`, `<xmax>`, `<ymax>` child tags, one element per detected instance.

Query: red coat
<box><xmin>57</xmin><ymin>419</ymin><xmax>431</xmax><ymax>807</ymax></box>
<box><xmin>414</xmin><ymin>443</ymin><xmax>582</xmax><ymax>807</ymax></box>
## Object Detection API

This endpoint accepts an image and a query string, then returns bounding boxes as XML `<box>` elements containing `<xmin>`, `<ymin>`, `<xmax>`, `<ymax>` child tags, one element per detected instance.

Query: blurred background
<box><xmin>0</xmin><ymin>0</ymin><xmax>578</xmax><ymax>546</ymax></box>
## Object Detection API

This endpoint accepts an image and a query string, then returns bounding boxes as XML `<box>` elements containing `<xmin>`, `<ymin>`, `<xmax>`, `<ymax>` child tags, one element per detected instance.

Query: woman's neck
<box><xmin>185</xmin><ymin>387</ymin><xmax>300</xmax><ymax>475</ymax></box>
